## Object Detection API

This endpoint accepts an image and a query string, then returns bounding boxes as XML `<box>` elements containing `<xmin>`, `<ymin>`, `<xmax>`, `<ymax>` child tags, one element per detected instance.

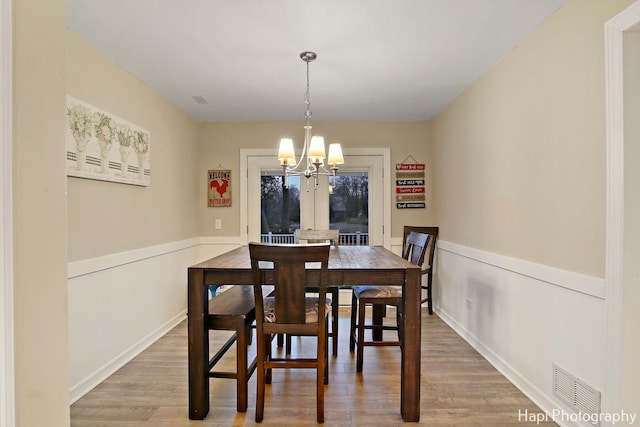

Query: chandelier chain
<box><xmin>304</xmin><ymin>60</ymin><xmax>312</xmax><ymax>120</ymax></box>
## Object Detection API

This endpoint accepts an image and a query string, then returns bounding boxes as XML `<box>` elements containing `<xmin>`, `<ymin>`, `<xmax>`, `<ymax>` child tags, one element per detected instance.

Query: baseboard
<box><xmin>69</xmin><ymin>310</ymin><xmax>186</xmax><ymax>404</ymax></box>
<box><xmin>436</xmin><ymin>306</ymin><xmax>581</xmax><ymax>427</ymax></box>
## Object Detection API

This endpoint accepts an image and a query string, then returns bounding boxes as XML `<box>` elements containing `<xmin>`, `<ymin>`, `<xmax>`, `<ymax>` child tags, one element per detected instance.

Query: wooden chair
<box><xmin>293</xmin><ymin>229</ymin><xmax>340</xmax><ymax>356</ymax></box>
<box><xmin>249</xmin><ymin>242</ymin><xmax>331</xmax><ymax>423</ymax></box>
<box><xmin>402</xmin><ymin>225</ymin><xmax>439</xmax><ymax>314</ymax></box>
<box><xmin>349</xmin><ymin>231</ymin><xmax>430</xmax><ymax>372</ymax></box>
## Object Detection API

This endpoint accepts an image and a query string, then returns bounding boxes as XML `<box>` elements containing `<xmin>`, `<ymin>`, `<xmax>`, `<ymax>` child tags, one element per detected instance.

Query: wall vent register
<box><xmin>553</xmin><ymin>364</ymin><xmax>601</xmax><ymax>426</ymax></box>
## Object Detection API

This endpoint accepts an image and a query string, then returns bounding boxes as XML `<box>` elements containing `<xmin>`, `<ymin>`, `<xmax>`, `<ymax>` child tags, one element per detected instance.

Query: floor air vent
<box><xmin>553</xmin><ymin>364</ymin><xmax>601</xmax><ymax>425</ymax></box>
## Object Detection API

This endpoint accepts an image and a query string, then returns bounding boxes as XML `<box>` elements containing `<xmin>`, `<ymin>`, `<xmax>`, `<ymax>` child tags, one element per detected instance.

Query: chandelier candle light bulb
<box><xmin>308</xmin><ymin>136</ymin><xmax>326</xmax><ymax>164</ymax></box>
<box><xmin>277</xmin><ymin>138</ymin><xmax>296</xmax><ymax>166</ymax></box>
<box><xmin>327</xmin><ymin>143</ymin><xmax>344</xmax><ymax>169</ymax></box>
<box><xmin>278</xmin><ymin>51</ymin><xmax>344</xmax><ymax>191</ymax></box>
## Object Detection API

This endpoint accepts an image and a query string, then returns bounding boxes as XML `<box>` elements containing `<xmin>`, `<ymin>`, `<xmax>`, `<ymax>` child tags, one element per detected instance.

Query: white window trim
<box><xmin>0</xmin><ymin>0</ymin><xmax>14</xmax><ymax>425</ymax></box>
<box><xmin>240</xmin><ymin>147</ymin><xmax>391</xmax><ymax>248</ymax></box>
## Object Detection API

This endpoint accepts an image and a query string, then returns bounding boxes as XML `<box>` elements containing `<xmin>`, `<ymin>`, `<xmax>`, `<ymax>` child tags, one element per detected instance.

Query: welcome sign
<box><xmin>208</xmin><ymin>170</ymin><xmax>232</xmax><ymax>207</ymax></box>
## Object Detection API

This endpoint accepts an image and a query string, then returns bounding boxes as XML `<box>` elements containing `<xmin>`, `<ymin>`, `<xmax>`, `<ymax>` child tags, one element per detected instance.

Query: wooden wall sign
<box><xmin>208</xmin><ymin>169</ymin><xmax>232</xmax><ymax>207</ymax></box>
<box><xmin>395</xmin><ymin>158</ymin><xmax>425</xmax><ymax>209</ymax></box>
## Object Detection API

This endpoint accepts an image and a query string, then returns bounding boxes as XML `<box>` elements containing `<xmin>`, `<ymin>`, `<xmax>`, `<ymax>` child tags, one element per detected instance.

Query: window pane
<box><xmin>330</xmin><ymin>174</ymin><xmax>369</xmax><ymax>245</ymax></box>
<box><xmin>260</xmin><ymin>174</ymin><xmax>300</xmax><ymax>242</ymax></box>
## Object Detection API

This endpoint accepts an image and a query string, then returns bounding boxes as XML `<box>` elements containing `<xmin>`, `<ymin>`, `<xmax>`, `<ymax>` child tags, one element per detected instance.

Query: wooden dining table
<box><xmin>187</xmin><ymin>245</ymin><xmax>422</xmax><ymax>422</ymax></box>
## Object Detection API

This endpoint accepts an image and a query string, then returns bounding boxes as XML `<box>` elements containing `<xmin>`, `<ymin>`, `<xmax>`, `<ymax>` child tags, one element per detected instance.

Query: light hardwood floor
<box><xmin>71</xmin><ymin>308</ymin><xmax>557</xmax><ymax>426</ymax></box>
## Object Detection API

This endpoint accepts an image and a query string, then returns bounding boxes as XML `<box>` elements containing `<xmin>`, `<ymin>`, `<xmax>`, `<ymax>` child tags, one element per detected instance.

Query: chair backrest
<box><xmin>401</xmin><ymin>231</ymin><xmax>430</xmax><ymax>267</ymax></box>
<box><xmin>294</xmin><ymin>229</ymin><xmax>339</xmax><ymax>246</ymax></box>
<box><xmin>402</xmin><ymin>226</ymin><xmax>439</xmax><ymax>269</ymax></box>
<box><xmin>249</xmin><ymin>242</ymin><xmax>330</xmax><ymax>326</ymax></box>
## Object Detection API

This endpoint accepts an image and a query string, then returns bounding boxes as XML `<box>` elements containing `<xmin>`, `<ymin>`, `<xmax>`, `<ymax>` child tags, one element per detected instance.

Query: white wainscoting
<box><xmin>69</xmin><ymin>236</ymin><xmax>609</xmax><ymax>427</ymax></box>
<box><xmin>67</xmin><ymin>236</ymin><xmax>241</xmax><ymax>403</ymax></box>
<box><xmin>434</xmin><ymin>241</ymin><xmax>607</xmax><ymax>427</ymax></box>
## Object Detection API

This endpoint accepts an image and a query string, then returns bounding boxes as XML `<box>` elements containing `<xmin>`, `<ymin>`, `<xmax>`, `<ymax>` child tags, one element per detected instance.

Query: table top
<box><xmin>189</xmin><ymin>245</ymin><xmax>417</xmax><ymax>272</ymax></box>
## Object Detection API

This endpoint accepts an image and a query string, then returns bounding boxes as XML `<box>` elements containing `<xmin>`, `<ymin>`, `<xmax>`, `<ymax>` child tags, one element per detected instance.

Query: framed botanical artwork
<box><xmin>65</xmin><ymin>96</ymin><xmax>151</xmax><ymax>186</ymax></box>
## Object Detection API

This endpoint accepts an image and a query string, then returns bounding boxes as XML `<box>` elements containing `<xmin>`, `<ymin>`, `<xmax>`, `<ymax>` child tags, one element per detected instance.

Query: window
<box><xmin>330</xmin><ymin>173</ymin><xmax>369</xmax><ymax>245</ymax></box>
<box><xmin>260</xmin><ymin>173</ymin><xmax>300</xmax><ymax>243</ymax></box>
<box><xmin>242</xmin><ymin>148</ymin><xmax>390</xmax><ymax>247</ymax></box>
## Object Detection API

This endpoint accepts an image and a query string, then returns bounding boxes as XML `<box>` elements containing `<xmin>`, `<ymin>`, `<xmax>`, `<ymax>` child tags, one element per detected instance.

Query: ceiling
<box><xmin>66</xmin><ymin>0</ymin><xmax>565</xmax><ymax>123</ymax></box>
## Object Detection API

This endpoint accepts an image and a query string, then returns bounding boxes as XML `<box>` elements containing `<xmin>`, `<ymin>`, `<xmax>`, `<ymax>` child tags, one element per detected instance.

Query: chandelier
<box><xmin>277</xmin><ymin>51</ymin><xmax>344</xmax><ymax>191</ymax></box>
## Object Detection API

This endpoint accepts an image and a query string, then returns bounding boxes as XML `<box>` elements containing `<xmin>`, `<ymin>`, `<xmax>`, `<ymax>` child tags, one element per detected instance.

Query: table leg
<box><xmin>401</xmin><ymin>267</ymin><xmax>421</xmax><ymax>421</ymax></box>
<box><xmin>188</xmin><ymin>268</ymin><xmax>210</xmax><ymax>420</ymax></box>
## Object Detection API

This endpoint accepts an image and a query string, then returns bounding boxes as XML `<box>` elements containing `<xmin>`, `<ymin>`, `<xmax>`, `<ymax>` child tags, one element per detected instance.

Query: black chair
<box><xmin>249</xmin><ymin>242</ymin><xmax>330</xmax><ymax>423</ymax></box>
<box><xmin>349</xmin><ymin>231</ymin><xmax>430</xmax><ymax>372</ymax></box>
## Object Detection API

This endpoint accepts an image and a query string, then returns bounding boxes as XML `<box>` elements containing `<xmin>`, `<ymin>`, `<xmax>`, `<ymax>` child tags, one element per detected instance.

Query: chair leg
<box><xmin>255</xmin><ymin>333</ymin><xmax>266</xmax><ymax>423</ymax></box>
<box><xmin>349</xmin><ymin>292</ymin><xmax>357</xmax><ymax>352</ymax></box>
<box><xmin>285</xmin><ymin>334</ymin><xmax>292</xmax><ymax>354</ymax></box>
<box><xmin>331</xmin><ymin>288</ymin><xmax>339</xmax><ymax>356</ymax></box>
<box><xmin>356</xmin><ymin>300</ymin><xmax>367</xmax><ymax>373</ymax></box>
<box><xmin>317</xmin><ymin>322</ymin><xmax>326</xmax><ymax>423</ymax></box>
<box><xmin>372</xmin><ymin>304</ymin><xmax>385</xmax><ymax>341</ymax></box>
<box><xmin>324</xmin><ymin>320</ymin><xmax>329</xmax><ymax>385</ymax></box>
<box><xmin>265</xmin><ymin>334</ymin><xmax>272</xmax><ymax>385</ymax></box>
<box><xmin>396</xmin><ymin>303</ymin><xmax>404</xmax><ymax>346</ymax></box>
<box><xmin>421</xmin><ymin>273</ymin><xmax>434</xmax><ymax>314</ymax></box>
<box><xmin>247</xmin><ymin>323</ymin><xmax>254</xmax><ymax>345</ymax></box>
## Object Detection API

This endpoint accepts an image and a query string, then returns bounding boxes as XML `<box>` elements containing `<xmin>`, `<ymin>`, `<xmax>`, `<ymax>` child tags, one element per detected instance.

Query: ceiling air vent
<box><xmin>192</xmin><ymin>95</ymin><xmax>208</xmax><ymax>105</ymax></box>
<box><xmin>553</xmin><ymin>364</ymin><xmax>601</xmax><ymax>426</ymax></box>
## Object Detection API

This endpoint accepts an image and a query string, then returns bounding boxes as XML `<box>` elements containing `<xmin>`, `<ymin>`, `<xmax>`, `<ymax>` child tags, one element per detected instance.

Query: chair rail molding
<box><xmin>0</xmin><ymin>0</ymin><xmax>14</xmax><ymax>425</ymax></box>
<box><xmin>67</xmin><ymin>236</ymin><xmax>242</xmax><ymax>279</ymax></box>
<box><xmin>437</xmin><ymin>240</ymin><xmax>605</xmax><ymax>298</ymax></box>
<box><xmin>604</xmin><ymin>0</ymin><xmax>640</xmax><ymax>419</ymax></box>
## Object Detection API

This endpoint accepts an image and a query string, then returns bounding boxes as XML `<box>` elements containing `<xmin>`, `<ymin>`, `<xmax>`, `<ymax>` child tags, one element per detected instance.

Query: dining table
<box><xmin>187</xmin><ymin>244</ymin><xmax>422</xmax><ymax>422</ymax></box>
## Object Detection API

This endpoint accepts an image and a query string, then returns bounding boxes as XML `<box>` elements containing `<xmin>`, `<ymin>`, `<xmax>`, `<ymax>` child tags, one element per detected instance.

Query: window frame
<box><xmin>240</xmin><ymin>148</ymin><xmax>391</xmax><ymax>248</ymax></box>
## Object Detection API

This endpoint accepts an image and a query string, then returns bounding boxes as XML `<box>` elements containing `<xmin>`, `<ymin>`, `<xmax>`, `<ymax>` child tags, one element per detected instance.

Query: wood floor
<box><xmin>71</xmin><ymin>308</ymin><xmax>557</xmax><ymax>426</ymax></box>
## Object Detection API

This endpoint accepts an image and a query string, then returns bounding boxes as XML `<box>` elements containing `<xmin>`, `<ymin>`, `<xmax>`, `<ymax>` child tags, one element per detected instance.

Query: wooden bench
<box><xmin>207</xmin><ymin>285</ymin><xmax>257</xmax><ymax>412</ymax></box>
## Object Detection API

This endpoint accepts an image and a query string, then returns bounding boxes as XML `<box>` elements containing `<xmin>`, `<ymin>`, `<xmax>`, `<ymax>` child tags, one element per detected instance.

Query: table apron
<box><xmin>203</xmin><ymin>270</ymin><xmax>252</xmax><ymax>285</ymax></box>
<box><xmin>201</xmin><ymin>269</ymin><xmax>408</xmax><ymax>287</ymax></box>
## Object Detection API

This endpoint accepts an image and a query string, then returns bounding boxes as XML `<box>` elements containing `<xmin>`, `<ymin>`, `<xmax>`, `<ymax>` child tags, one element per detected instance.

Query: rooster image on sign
<box><xmin>208</xmin><ymin>170</ymin><xmax>232</xmax><ymax>207</ymax></box>
<box><xmin>210</xmin><ymin>178</ymin><xmax>229</xmax><ymax>196</ymax></box>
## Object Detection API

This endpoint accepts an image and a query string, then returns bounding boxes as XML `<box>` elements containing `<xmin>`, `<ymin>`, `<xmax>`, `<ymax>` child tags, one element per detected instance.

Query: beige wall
<box><xmin>66</xmin><ymin>31</ymin><xmax>201</xmax><ymax>261</ymax></box>
<box><xmin>13</xmin><ymin>0</ymin><xmax>70</xmax><ymax>425</ymax></box>
<box><xmin>198</xmin><ymin>120</ymin><xmax>434</xmax><ymax>238</ymax></box>
<box><xmin>431</xmin><ymin>0</ymin><xmax>634</xmax><ymax>278</ymax></box>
